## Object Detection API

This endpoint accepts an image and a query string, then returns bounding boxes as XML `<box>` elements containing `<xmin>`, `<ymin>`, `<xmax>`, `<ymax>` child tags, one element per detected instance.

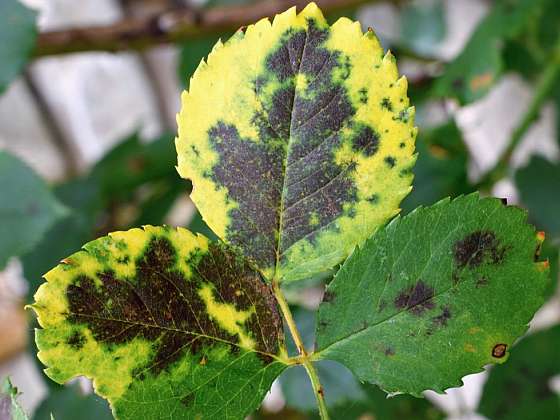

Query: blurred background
<box><xmin>0</xmin><ymin>0</ymin><xmax>559</xmax><ymax>418</ymax></box>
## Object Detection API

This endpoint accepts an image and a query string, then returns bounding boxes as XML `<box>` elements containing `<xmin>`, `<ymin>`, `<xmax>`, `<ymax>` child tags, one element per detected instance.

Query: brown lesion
<box><xmin>394</xmin><ymin>280</ymin><xmax>435</xmax><ymax>316</ymax></box>
<box><xmin>492</xmin><ymin>343</ymin><xmax>507</xmax><ymax>358</ymax></box>
<box><xmin>454</xmin><ymin>230</ymin><xmax>507</xmax><ymax>269</ymax></box>
<box><xmin>65</xmin><ymin>235</ymin><xmax>284</xmax><ymax>374</ymax></box>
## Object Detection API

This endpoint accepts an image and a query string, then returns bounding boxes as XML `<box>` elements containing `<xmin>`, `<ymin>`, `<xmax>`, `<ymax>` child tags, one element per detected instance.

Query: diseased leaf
<box><xmin>516</xmin><ymin>156</ymin><xmax>560</xmax><ymax>241</ymax></box>
<box><xmin>176</xmin><ymin>3</ymin><xmax>416</xmax><ymax>283</ymax></box>
<box><xmin>0</xmin><ymin>151</ymin><xmax>68</xmax><ymax>269</ymax></box>
<box><xmin>315</xmin><ymin>193</ymin><xmax>549</xmax><ymax>396</ymax></box>
<box><xmin>0</xmin><ymin>0</ymin><xmax>37</xmax><ymax>94</ymax></box>
<box><xmin>478</xmin><ymin>326</ymin><xmax>560</xmax><ymax>420</ymax></box>
<box><xmin>1</xmin><ymin>378</ymin><xmax>28</xmax><ymax>420</ymax></box>
<box><xmin>31</xmin><ymin>226</ymin><xmax>287</xmax><ymax>419</ymax></box>
<box><xmin>433</xmin><ymin>0</ymin><xmax>547</xmax><ymax>104</ymax></box>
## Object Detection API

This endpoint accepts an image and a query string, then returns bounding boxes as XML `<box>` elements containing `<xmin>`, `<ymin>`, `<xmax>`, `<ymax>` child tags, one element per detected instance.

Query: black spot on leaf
<box><xmin>350</xmin><ymin>125</ymin><xmax>379</xmax><ymax>157</ymax></box>
<box><xmin>380</xmin><ymin>97</ymin><xmax>393</xmax><ymax>111</ymax></box>
<box><xmin>454</xmin><ymin>230</ymin><xmax>507</xmax><ymax>269</ymax></box>
<box><xmin>394</xmin><ymin>281</ymin><xmax>435</xmax><ymax>316</ymax></box>
<box><xmin>492</xmin><ymin>343</ymin><xmax>507</xmax><ymax>358</ymax></box>
<box><xmin>384</xmin><ymin>156</ymin><xmax>396</xmax><ymax>168</ymax></box>
<box><xmin>66</xmin><ymin>331</ymin><xmax>86</xmax><ymax>350</ymax></box>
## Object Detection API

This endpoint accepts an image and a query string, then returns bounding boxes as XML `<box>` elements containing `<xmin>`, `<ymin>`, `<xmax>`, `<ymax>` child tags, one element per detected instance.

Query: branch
<box><xmin>34</xmin><ymin>0</ymin><xmax>385</xmax><ymax>57</ymax></box>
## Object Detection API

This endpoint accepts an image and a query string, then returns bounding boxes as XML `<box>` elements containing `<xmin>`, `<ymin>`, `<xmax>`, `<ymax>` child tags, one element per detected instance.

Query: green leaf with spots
<box><xmin>176</xmin><ymin>3</ymin><xmax>417</xmax><ymax>284</ymax></box>
<box><xmin>478</xmin><ymin>325</ymin><xmax>560</xmax><ymax>420</ymax></box>
<box><xmin>31</xmin><ymin>226</ymin><xmax>287</xmax><ymax>419</ymax></box>
<box><xmin>1</xmin><ymin>378</ymin><xmax>28</xmax><ymax>420</ymax></box>
<box><xmin>315</xmin><ymin>193</ymin><xmax>549</xmax><ymax>396</ymax></box>
<box><xmin>0</xmin><ymin>0</ymin><xmax>37</xmax><ymax>94</ymax></box>
<box><xmin>0</xmin><ymin>151</ymin><xmax>68</xmax><ymax>269</ymax></box>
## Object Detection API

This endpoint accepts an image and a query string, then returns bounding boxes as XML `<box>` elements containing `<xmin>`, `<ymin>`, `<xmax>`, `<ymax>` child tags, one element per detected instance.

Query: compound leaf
<box><xmin>31</xmin><ymin>226</ymin><xmax>287</xmax><ymax>419</ymax></box>
<box><xmin>176</xmin><ymin>3</ymin><xmax>416</xmax><ymax>283</ymax></box>
<box><xmin>0</xmin><ymin>0</ymin><xmax>37</xmax><ymax>94</ymax></box>
<box><xmin>478</xmin><ymin>325</ymin><xmax>560</xmax><ymax>420</ymax></box>
<box><xmin>0</xmin><ymin>151</ymin><xmax>68</xmax><ymax>269</ymax></box>
<box><xmin>1</xmin><ymin>378</ymin><xmax>28</xmax><ymax>420</ymax></box>
<box><xmin>316</xmin><ymin>193</ymin><xmax>549</xmax><ymax>396</ymax></box>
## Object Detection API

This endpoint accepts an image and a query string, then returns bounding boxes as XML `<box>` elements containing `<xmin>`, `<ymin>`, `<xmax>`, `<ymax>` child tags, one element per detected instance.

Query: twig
<box><xmin>34</xmin><ymin>0</ymin><xmax>386</xmax><ymax>57</ymax></box>
<box><xmin>476</xmin><ymin>36</ymin><xmax>560</xmax><ymax>190</ymax></box>
<box><xmin>23</xmin><ymin>69</ymin><xmax>80</xmax><ymax>177</ymax></box>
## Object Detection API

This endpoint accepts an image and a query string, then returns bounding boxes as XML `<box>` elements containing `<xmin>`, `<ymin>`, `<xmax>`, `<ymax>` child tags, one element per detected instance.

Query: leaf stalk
<box><xmin>272</xmin><ymin>279</ymin><xmax>330</xmax><ymax>420</ymax></box>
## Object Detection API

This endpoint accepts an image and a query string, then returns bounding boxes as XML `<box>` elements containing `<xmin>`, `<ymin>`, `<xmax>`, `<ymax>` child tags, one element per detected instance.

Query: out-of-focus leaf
<box><xmin>515</xmin><ymin>156</ymin><xmax>560</xmax><ymax>241</ymax></box>
<box><xmin>33</xmin><ymin>384</ymin><xmax>111</xmax><ymax>420</ymax></box>
<box><xmin>0</xmin><ymin>151</ymin><xmax>68</xmax><ymax>269</ymax></box>
<box><xmin>317</xmin><ymin>194</ymin><xmax>549</xmax><ymax>396</ymax></box>
<box><xmin>177</xmin><ymin>4</ymin><xmax>416</xmax><ymax>283</ymax></box>
<box><xmin>434</xmin><ymin>0</ymin><xmax>547</xmax><ymax>104</ymax></box>
<box><xmin>400</xmin><ymin>0</ymin><xmax>445</xmax><ymax>56</ymax></box>
<box><xmin>131</xmin><ymin>177</ymin><xmax>186</xmax><ymax>227</ymax></box>
<box><xmin>1</xmin><ymin>378</ymin><xmax>28</xmax><ymax>420</ymax></box>
<box><xmin>320</xmin><ymin>383</ymin><xmax>444</xmax><ymax>420</ymax></box>
<box><xmin>503</xmin><ymin>0</ymin><xmax>559</xmax><ymax>82</ymax></box>
<box><xmin>91</xmin><ymin>132</ymin><xmax>176</xmax><ymax>199</ymax></box>
<box><xmin>401</xmin><ymin>121</ymin><xmax>471</xmax><ymax>213</ymax></box>
<box><xmin>22</xmin><ymin>176</ymin><xmax>101</xmax><ymax>301</ymax></box>
<box><xmin>478</xmin><ymin>325</ymin><xmax>560</xmax><ymax>420</ymax></box>
<box><xmin>0</xmin><ymin>0</ymin><xmax>37</xmax><ymax>94</ymax></box>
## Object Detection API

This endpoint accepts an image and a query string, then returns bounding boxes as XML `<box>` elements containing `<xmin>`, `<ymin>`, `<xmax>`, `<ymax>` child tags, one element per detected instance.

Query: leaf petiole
<box><xmin>272</xmin><ymin>279</ymin><xmax>330</xmax><ymax>420</ymax></box>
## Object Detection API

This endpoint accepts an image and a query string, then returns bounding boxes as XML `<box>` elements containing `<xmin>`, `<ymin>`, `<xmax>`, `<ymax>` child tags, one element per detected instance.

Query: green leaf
<box><xmin>434</xmin><ymin>0</ymin><xmax>547</xmax><ymax>104</ymax></box>
<box><xmin>0</xmin><ymin>0</ymin><xmax>37</xmax><ymax>94</ymax></box>
<box><xmin>315</xmin><ymin>193</ymin><xmax>549</xmax><ymax>396</ymax></box>
<box><xmin>320</xmin><ymin>383</ymin><xmax>444</xmax><ymax>420</ymax></box>
<box><xmin>401</xmin><ymin>121</ymin><xmax>471</xmax><ymax>213</ymax></box>
<box><xmin>31</xmin><ymin>226</ymin><xmax>287</xmax><ymax>419</ymax></box>
<box><xmin>1</xmin><ymin>378</ymin><xmax>29</xmax><ymax>420</ymax></box>
<box><xmin>176</xmin><ymin>4</ymin><xmax>417</xmax><ymax>283</ymax></box>
<box><xmin>0</xmin><ymin>151</ymin><xmax>68</xmax><ymax>269</ymax></box>
<box><xmin>516</xmin><ymin>156</ymin><xmax>560</xmax><ymax>241</ymax></box>
<box><xmin>478</xmin><ymin>325</ymin><xmax>560</xmax><ymax>420</ymax></box>
<box><xmin>33</xmin><ymin>384</ymin><xmax>112</xmax><ymax>420</ymax></box>
<box><xmin>400</xmin><ymin>0</ymin><xmax>446</xmax><ymax>56</ymax></box>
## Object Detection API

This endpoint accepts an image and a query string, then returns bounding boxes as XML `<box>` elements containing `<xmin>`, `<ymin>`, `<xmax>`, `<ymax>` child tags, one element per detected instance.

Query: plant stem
<box><xmin>272</xmin><ymin>280</ymin><xmax>330</xmax><ymax>420</ymax></box>
<box><xmin>476</xmin><ymin>36</ymin><xmax>560</xmax><ymax>191</ymax></box>
<box><xmin>34</xmin><ymin>0</ymin><xmax>389</xmax><ymax>57</ymax></box>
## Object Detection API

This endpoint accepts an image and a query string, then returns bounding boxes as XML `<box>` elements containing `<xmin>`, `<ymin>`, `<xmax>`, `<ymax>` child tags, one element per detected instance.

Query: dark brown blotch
<box><xmin>350</xmin><ymin>125</ymin><xmax>379</xmax><ymax>157</ymax></box>
<box><xmin>66</xmin><ymin>331</ymin><xmax>86</xmax><ymax>350</ymax></box>
<box><xmin>394</xmin><ymin>280</ymin><xmax>435</xmax><ymax>316</ymax></box>
<box><xmin>454</xmin><ymin>230</ymin><xmax>507</xmax><ymax>269</ymax></box>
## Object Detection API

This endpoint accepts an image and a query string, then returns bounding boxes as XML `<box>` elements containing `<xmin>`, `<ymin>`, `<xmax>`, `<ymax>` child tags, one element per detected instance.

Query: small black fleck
<box><xmin>384</xmin><ymin>156</ymin><xmax>396</xmax><ymax>168</ymax></box>
<box><xmin>381</xmin><ymin>97</ymin><xmax>393</xmax><ymax>111</ymax></box>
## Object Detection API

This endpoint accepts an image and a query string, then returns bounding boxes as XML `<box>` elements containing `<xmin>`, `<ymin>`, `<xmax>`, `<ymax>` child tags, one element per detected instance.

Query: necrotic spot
<box><xmin>394</xmin><ymin>280</ymin><xmax>435</xmax><ymax>316</ymax></box>
<box><xmin>454</xmin><ymin>230</ymin><xmax>506</xmax><ymax>268</ymax></box>
<box><xmin>384</xmin><ymin>156</ymin><xmax>396</xmax><ymax>168</ymax></box>
<box><xmin>350</xmin><ymin>125</ymin><xmax>379</xmax><ymax>157</ymax></box>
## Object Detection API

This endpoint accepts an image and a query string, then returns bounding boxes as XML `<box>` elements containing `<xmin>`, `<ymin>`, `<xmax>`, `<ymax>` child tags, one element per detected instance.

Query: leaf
<box><xmin>319</xmin><ymin>383</ymin><xmax>444</xmax><ymax>420</ymax></box>
<box><xmin>1</xmin><ymin>378</ymin><xmax>29</xmax><ymax>420</ymax></box>
<box><xmin>478</xmin><ymin>325</ymin><xmax>560</xmax><ymax>420</ymax></box>
<box><xmin>433</xmin><ymin>0</ymin><xmax>547</xmax><ymax>104</ymax></box>
<box><xmin>31</xmin><ymin>226</ymin><xmax>287</xmax><ymax>419</ymax></box>
<box><xmin>176</xmin><ymin>3</ymin><xmax>416</xmax><ymax>283</ymax></box>
<box><xmin>33</xmin><ymin>384</ymin><xmax>112</xmax><ymax>420</ymax></box>
<box><xmin>315</xmin><ymin>193</ymin><xmax>549</xmax><ymax>396</ymax></box>
<box><xmin>0</xmin><ymin>151</ymin><xmax>68</xmax><ymax>269</ymax></box>
<box><xmin>0</xmin><ymin>0</ymin><xmax>37</xmax><ymax>94</ymax></box>
<box><xmin>400</xmin><ymin>0</ymin><xmax>446</xmax><ymax>56</ymax></box>
<box><xmin>516</xmin><ymin>156</ymin><xmax>560</xmax><ymax>241</ymax></box>
<box><xmin>401</xmin><ymin>121</ymin><xmax>471</xmax><ymax>213</ymax></box>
